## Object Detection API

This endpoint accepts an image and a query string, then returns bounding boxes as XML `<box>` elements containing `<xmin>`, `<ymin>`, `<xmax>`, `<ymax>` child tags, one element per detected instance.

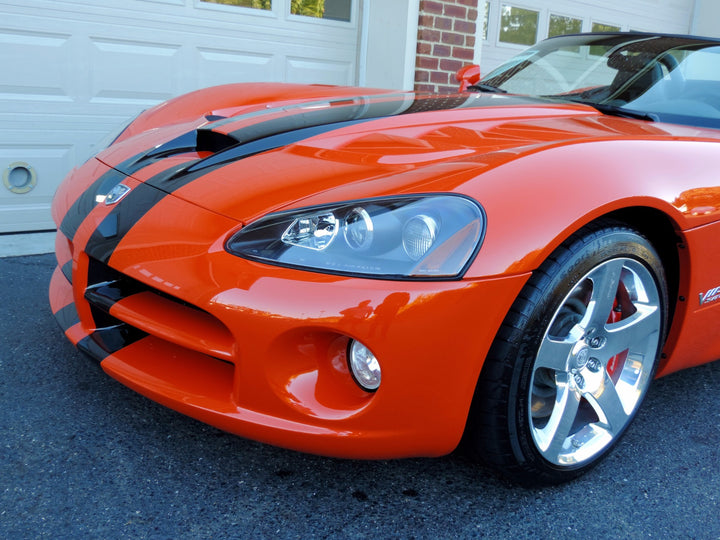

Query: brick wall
<box><xmin>415</xmin><ymin>0</ymin><xmax>478</xmax><ymax>93</ymax></box>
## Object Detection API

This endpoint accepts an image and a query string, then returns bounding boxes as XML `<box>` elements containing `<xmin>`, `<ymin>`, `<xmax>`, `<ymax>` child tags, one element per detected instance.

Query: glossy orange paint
<box><xmin>50</xmin><ymin>189</ymin><xmax>530</xmax><ymax>455</ymax></box>
<box><xmin>50</xmin><ymin>82</ymin><xmax>720</xmax><ymax>459</ymax></box>
<box><xmin>456</xmin><ymin>64</ymin><xmax>481</xmax><ymax>91</ymax></box>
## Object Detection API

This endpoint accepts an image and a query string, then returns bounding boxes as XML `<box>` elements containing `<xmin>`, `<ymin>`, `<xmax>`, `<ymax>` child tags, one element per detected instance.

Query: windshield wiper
<box><xmin>467</xmin><ymin>83</ymin><xmax>508</xmax><ymax>94</ymax></box>
<box><xmin>583</xmin><ymin>102</ymin><xmax>659</xmax><ymax>122</ymax></box>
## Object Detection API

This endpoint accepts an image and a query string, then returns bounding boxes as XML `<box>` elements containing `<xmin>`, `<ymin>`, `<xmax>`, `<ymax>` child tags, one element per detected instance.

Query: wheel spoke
<box><xmin>583</xmin><ymin>259</ymin><xmax>625</xmax><ymax>331</ymax></box>
<box><xmin>541</xmin><ymin>383</ymin><xmax>582</xmax><ymax>461</ymax></box>
<box><xmin>535</xmin><ymin>334</ymin><xmax>574</xmax><ymax>371</ymax></box>
<box><xmin>604</xmin><ymin>304</ymin><xmax>660</xmax><ymax>357</ymax></box>
<box><xmin>588</xmin><ymin>373</ymin><xmax>629</xmax><ymax>435</ymax></box>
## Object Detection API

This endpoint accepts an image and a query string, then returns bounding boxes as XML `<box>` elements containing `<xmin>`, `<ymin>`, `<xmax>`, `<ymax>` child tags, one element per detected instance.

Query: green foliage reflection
<box><xmin>291</xmin><ymin>0</ymin><xmax>325</xmax><ymax>17</ymax></box>
<box><xmin>202</xmin><ymin>0</ymin><xmax>271</xmax><ymax>10</ymax></box>
<box><xmin>548</xmin><ymin>15</ymin><xmax>582</xmax><ymax>38</ymax></box>
<box><xmin>500</xmin><ymin>6</ymin><xmax>539</xmax><ymax>46</ymax></box>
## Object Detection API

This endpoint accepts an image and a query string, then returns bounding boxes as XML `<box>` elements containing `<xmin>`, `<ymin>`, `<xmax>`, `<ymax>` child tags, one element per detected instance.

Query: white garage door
<box><xmin>0</xmin><ymin>0</ymin><xmax>360</xmax><ymax>233</ymax></box>
<box><xmin>479</xmin><ymin>0</ymin><xmax>697</xmax><ymax>72</ymax></box>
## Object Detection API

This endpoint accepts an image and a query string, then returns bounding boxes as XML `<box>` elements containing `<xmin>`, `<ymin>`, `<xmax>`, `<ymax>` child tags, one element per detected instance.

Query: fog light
<box><xmin>348</xmin><ymin>340</ymin><xmax>381</xmax><ymax>392</ymax></box>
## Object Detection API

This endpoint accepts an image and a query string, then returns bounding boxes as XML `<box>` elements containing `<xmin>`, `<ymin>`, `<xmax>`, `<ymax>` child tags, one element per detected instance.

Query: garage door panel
<box><xmin>285</xmin><ymin>57</ymin><xmax>354</xmax><ymax>86</ymax></box>
<box><xmin>89</xmin><ymin>37</ymin><xmax>182</xmax><ymax>106</ymax></box>
<box><xmin>196</xmin><ymin>48</ymin><xmax>277</xmax><ymax>87</ymax></box>
<box><xmin>0</xmin><ymin>28</ymin><xmax>73</xmax><ymax>103</ymax></box>
<box><xmin>0</xmin><ymin>0</ymin><xmax>360</xmax><ymax>233</ymax></box>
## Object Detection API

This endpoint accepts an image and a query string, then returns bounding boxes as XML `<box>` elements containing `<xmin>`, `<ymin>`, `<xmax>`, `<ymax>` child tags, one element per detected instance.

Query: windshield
<box><xmin>479</xmin><ymin>34</ymin><xmax>720</xmax><ymax>128</ymax></box>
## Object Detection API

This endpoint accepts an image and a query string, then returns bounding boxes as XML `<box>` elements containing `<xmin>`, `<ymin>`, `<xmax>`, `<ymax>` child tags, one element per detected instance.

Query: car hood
<box><xmin>94</xmin><ymin>90</ymin><xmax>673</xmax><ymax>224</ymax></box>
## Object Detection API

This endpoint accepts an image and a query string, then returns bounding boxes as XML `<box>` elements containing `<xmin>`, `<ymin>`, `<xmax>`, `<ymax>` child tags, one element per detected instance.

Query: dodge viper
<box><xmin>50</xmin><ymin>32</ymin><xmax>720</xmax><ymax>484</ymax></box>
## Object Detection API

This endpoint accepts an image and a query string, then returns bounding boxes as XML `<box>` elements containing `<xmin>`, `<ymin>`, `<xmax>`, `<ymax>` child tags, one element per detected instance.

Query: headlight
<box><xmin>226</xmin><ymin>195</ymin><xmax>485</xmax><ymax>279</ymax></box>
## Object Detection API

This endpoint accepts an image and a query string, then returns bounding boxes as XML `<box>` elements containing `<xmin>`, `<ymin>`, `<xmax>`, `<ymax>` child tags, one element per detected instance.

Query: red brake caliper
<box><xmin>606</xmin><ymin>285</ymin><xmax>635</xmax><ymax>383</ymax></box>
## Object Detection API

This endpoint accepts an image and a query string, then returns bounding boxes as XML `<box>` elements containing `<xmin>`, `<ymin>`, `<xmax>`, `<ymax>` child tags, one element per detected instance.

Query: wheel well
<box><xmin>600</xmin><ymin>207</ymin><xmax>682</xmax><ymax>321</ymax></box>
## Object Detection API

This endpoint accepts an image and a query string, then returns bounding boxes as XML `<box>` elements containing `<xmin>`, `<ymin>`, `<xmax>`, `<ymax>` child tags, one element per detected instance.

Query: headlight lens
<box><xmin>226</xmin><ymin>195</ymin><xmax>484</xmax><ymax>279</ymax></box>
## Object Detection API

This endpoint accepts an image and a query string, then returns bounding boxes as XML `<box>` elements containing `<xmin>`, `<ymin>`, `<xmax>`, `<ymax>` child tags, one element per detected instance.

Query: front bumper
<box><xmin>50</xmin><ymin>161</ymin><xmax>529</xmax><ymax>459</ymax></box>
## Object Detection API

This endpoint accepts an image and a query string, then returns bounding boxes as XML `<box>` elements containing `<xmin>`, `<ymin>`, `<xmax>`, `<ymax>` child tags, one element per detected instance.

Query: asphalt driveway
<box><xmin>2</xmin><ymin>253</ymin><xmax>719</xmax><ymax>538</ymax></box>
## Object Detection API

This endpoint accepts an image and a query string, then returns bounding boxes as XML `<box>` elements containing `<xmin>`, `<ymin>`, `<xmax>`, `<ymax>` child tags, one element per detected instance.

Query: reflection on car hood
<box><xmin>93</xmin><ymin>91</ymin><xmax>694</xmax><ymax>223</ymax></box>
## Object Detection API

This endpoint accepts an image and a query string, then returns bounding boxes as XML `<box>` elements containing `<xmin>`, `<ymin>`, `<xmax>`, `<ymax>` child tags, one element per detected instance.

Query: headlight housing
<box><xmin>226</xmin><ymin>195</ymin><xmax>485</xmax><ymax>279</ymax></box>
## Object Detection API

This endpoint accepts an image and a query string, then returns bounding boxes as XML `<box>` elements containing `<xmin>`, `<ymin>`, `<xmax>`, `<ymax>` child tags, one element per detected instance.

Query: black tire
<box><xmin>465</xmin><ymin>220</ymin><xmax>668</xmax><ymax>485</ymax></box>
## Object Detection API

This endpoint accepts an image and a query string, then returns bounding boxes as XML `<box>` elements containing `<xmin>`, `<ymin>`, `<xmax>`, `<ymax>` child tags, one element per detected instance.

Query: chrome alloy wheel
<box><xmin>529</xmin><ymin>257</ymin><xmax>662</xmax><ymax>466</ymax></box>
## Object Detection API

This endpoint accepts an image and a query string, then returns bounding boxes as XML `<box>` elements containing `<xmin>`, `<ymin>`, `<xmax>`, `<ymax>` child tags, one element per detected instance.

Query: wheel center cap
<box><xmin>573</xmin><ymin>347</ymin><xmax>589</xmax><ymax>370</ymax></box>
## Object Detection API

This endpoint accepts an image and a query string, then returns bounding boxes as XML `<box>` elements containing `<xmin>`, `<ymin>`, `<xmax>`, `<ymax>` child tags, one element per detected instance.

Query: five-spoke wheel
<box><xmin>466</xmin><ymin>222</ymin><xmax>668</xmax><ymax>484</ymax></box>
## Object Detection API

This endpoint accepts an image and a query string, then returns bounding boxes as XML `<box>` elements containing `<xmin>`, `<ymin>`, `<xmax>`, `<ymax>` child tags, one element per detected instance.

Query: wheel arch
<box><xmin>596</xmin><ymin>206</ymin><xmax>686</xmax><ymax>374</ymax></box>
<box><xmin>601</xmin><ymin>206</ymin><xmax>682</xmax><ymax>309</ymax></box>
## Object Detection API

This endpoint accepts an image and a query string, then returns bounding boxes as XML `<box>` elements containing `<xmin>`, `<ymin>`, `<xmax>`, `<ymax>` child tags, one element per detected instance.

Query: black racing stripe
<box><xmin>58</xmin><ymin>144</ymin><xmax>200</xmax><ymax>243</ymax></box>
<box><xmin>139</xmin><ymin>130</ymin><xmax>198</xmax><ymax>161</ymax></box>
<box><xmin>223</xmin><ymin>103</ymin><xmax>391</xmax><ymax>142</ymax></box>
<box><xmin>197</xmin><ymin>93</ymin><xmax>404</xmax><ymax>131</ymax></box>
<box><xmin>64</xmin><ymin>92</ymin><xmax>544</xmax><ymax>244</ymax></box>
<box><xmin>80</xmin><ymin>92</ymin><xmax>546</xmax><ymax>264</ymax></box>
<box><xmin>84</xmin><ymin>182</ymin><xmax>168</xmax><ymax>264</ymax></box>
<box><xmin>61</xmin><ymin>259</ymin><xmax>73</xmax><ymax>284</ymax></box>
<box><xmin>83</xmin><ymin>119</ymin><xmax>382</xmax><ymax>263</ymax></box>
<box><xmin>59</xmin><ymin>166</ymin><xmax>128</xmax><ymax>242</ymax></box>
<box><xmin>77</xmin><ymin>327</ymin><xmax>149</xmax><ymax>363</ymax></box>
<box><xmin>54</xmin><ymin>303</ymin><xmax>80</xmax><ymax>333</ymax></box>
<box><xmin>167</xmin><ymin>118</ymin><xmax>378</xmax><ymax>184</ymax></box>
<box><xmin>77</xmin><ymin>335</ymin><xmax>109</xmax><ymax>363</ymax></box>
<box><xmin>84</xmin><ymin>278</ymin><xmax>146</xmax><ymax>313</ymax></box>
<box><xmin>217</xmin><ymin>93</ymin><xmax>548</xmax><ymax>143</ymax></box>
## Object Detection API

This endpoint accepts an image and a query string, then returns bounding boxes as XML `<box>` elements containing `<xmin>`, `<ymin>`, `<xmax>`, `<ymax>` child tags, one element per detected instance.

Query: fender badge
<box><xmin>699</xmin><ymin>286</ymin><xmax>720</xmax><ymax>306</ymax></box>
<box><xmin>104</xmin><ymin>184</ymin><xmax>131</xmax><ymax>205</ymax></box>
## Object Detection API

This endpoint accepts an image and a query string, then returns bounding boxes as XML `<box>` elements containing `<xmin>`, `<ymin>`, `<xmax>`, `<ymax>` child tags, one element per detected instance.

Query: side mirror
<box><xmin>456</xmin><ymin>64</ymin><xmax>481</xmax><ymax>91</ymax></box>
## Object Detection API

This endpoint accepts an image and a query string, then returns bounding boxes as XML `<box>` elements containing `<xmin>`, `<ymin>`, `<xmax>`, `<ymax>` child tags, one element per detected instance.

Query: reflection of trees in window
<box><xmin>590</xmin><ymin>22</ymin><xmax>621</xmax><ymax>55</ymax></box>
<box><xmin>292</xmin><ymin>0</ymin><xmax>324</xmax><ymax>17</ymax></box>
<box><xmin>202</xmin><ymin>0</ymin><xmax>271</xmax><ymax>9</ymax></box>
<box><xmin>291</xmin><ymin>0</ymin><xmax>351</xmax><ymax>21</ymax></box>
<box><xmin>548</xmin><ymin>15</ymin><xmax>582</xmax><ymax>38</ymax></box>
<box><xmin>592</xmin><ymin>22</ymin><xmax>621</xmax><ymax>32</ymax></box>
<box><xmin>500</xmin><ymin>5</ymin><xmax>539</xmax><ymax>46</ymax></box>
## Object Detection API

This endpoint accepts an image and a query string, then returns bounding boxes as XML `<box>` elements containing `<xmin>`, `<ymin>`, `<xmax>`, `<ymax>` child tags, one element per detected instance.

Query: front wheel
<box><xmin>466</xmin><ymin>222</ymin><xmax>668</xmax><ymax>485</ymax></box>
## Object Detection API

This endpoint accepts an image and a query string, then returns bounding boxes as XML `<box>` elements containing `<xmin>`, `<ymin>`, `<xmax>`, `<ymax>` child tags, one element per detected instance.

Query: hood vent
<box><xmin>196</xmin><ymin>129</ymin><xmax>239</xmax><ymax>153</ymax></box>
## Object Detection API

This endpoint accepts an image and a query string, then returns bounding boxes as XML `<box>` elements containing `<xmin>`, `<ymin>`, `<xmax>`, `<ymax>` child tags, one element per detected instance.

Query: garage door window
<box><xmin>592</xmin><ymin>22</ymin><xmax>621</xmax><ymax>32</ymax></box>
<box><xmin>548</xmin><ymin>14</ymin><xmax>582</xmax><ymax>38</ymax></box>
<box><xmin>499</xmin><ymin>5</ymin><xmax>539</xmax><ymax>46</ymax></box>
<box><xmin>201</xmin><ymin>0</ymin><xmax>271</xmax><ymax>10</ymax></box>
<box><xmin>291</xmin><ymin>0</ymin><xmax>351</xmax><ymax>22</ymax></box>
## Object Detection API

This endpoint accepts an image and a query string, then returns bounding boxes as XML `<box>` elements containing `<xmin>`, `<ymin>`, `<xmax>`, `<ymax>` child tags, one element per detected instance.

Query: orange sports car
<box><xmin>50</xmin><ymin>32</ymin><xmax>720</xmax><ymax>484</ymax></box>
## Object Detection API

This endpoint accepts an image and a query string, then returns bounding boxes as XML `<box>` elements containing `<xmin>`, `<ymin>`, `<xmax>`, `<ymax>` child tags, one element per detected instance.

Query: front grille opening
<box><xmin>84</xmin><ymin>257</ymin><xmax>235</xmax><ymax>361</ymax></box>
